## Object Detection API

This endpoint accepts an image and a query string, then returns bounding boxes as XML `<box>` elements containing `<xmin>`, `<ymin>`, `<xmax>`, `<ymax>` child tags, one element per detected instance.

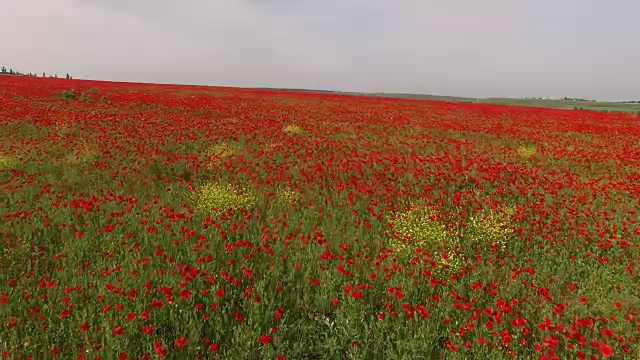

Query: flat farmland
<box><xmin>1</xmin><ymin>76</ymin><xmax>640</xmax><ymax>359</ymax></box>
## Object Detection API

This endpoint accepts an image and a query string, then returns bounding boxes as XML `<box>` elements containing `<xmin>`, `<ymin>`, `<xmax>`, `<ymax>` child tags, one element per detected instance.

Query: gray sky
<box><xmin>2</xmin><ymin>0</ymin><xmax>639</xmax><ymax>100</ymax></box>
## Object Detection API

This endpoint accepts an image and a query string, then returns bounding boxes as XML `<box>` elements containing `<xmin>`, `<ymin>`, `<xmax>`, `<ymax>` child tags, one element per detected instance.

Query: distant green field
<box><xmin>351</xmin><ymin>93</ymin><xmax>640</xmax><ymax>114</ymax></box>
<box><xmin>263</xmin><ymin>88</ymin><xmax>640</xmax><ymax>114</ymax></box>
<box><xmin>471</xmin><ymin>97</ymin><xmax>640</xmax><ymax>113</ymax></box>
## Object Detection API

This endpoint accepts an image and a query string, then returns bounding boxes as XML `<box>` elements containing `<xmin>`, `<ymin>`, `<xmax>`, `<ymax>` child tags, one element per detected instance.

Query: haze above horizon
<box><xmin>3</xmin><ymin>0</ymin><xmax>639</xmax><ymax>101</ymax></box>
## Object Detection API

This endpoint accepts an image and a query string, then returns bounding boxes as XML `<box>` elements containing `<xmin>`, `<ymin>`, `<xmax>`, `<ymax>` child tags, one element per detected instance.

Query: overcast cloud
<box><xmin>2</xmin><ymin>0</ymin><xmax>639</xmax><ymax>100</ymax></box>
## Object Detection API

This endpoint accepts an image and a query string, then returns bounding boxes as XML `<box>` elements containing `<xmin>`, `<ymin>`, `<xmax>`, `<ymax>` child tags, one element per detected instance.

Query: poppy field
<box><xmin>1</xmin><ymin>75</ymin><xmax>640</xmax><ymax>359</ymax></box>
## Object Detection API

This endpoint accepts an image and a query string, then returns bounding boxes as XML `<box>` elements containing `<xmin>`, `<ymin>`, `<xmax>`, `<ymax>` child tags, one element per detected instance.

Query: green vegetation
<box><xmin>60</xmin><ymin>88</ymin><xmax>104</xmax><ymax>101</ymax></box>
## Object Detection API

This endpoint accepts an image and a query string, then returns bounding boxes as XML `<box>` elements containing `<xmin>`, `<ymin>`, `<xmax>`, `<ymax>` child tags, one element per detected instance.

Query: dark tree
<box><xmin>42</xmin><ymin>72</ymin><xmax>46</xmax><ymax>77</ymax></box>
<box><xmin>1</xmin><ymin>66</ymin><xmax>6</xmax><ymax>73</ymax></box>
<box><xmin>66</xmin><ymin>73</ymin><xmax>70</xmax><ymax>79</ymax></box>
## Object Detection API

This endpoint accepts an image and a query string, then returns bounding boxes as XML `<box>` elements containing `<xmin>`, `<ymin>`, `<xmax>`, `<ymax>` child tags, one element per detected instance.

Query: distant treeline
<box><xmin>561</xmin><ymin>97</ymin><xmax>640</xmax><ymax>104</ymax></box>
<box><xmin>562</xmin><ymin>97</ymin><xmax>595</xmax><ymax>102</ymax></box>
<box><xmin>1</xmin><ymin>65</ymin><xmax>73</xmax><ymax>79</ymax></box>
